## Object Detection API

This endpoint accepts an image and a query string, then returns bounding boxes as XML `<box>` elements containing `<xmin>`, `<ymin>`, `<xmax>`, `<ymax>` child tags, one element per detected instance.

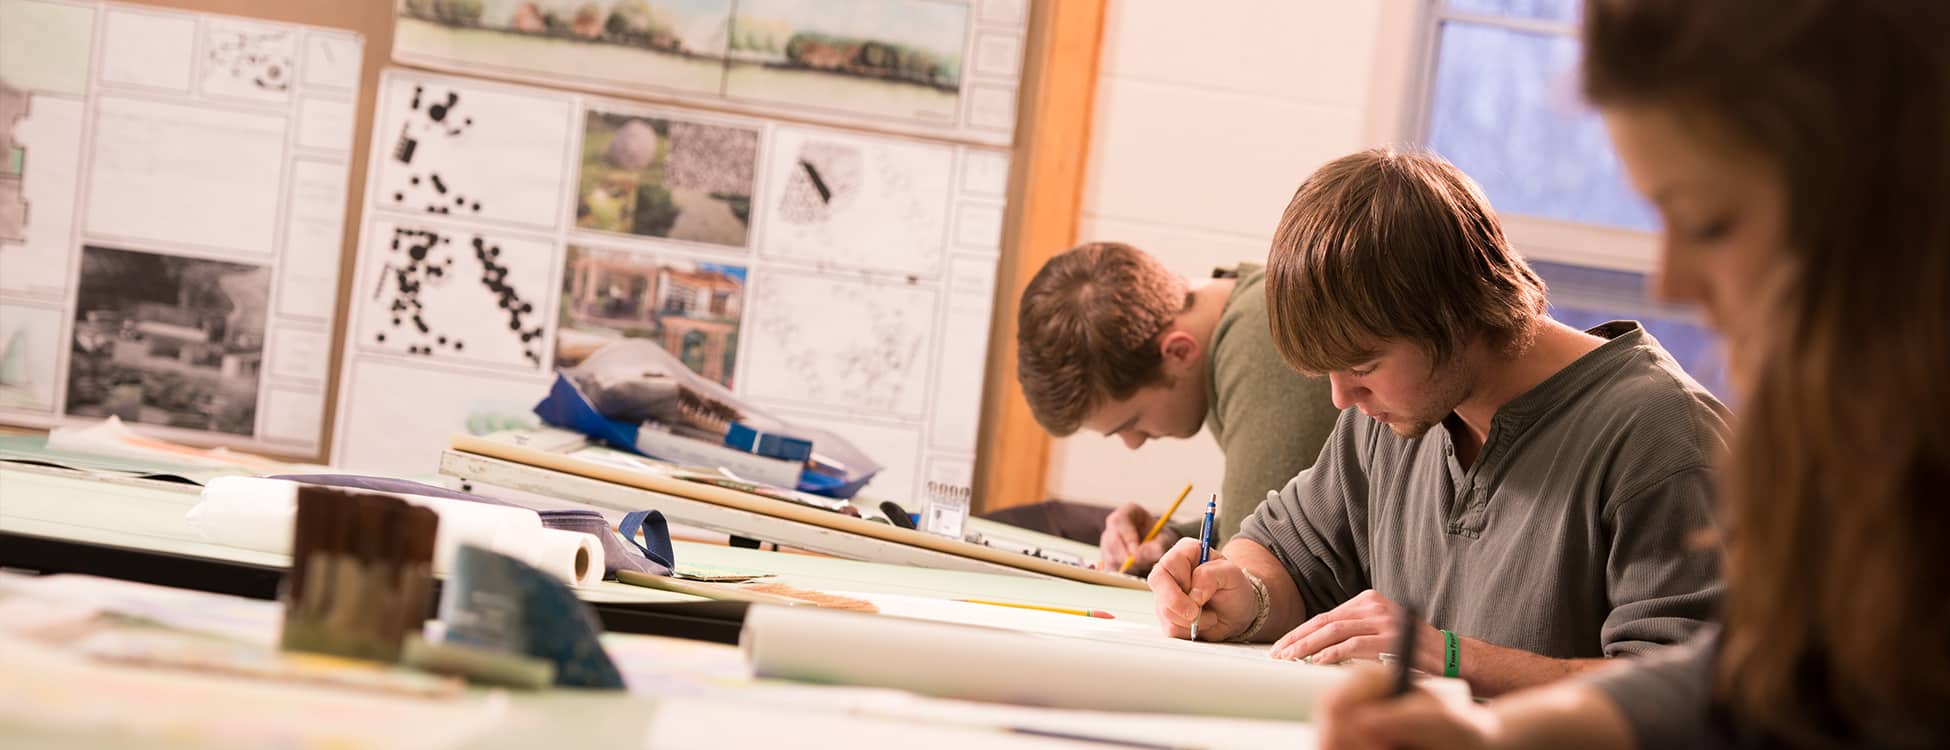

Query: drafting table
<box><xmin>441</xmin><ymin>432</ymin><xmax>1141</xmax><ymax>589</ymax></box>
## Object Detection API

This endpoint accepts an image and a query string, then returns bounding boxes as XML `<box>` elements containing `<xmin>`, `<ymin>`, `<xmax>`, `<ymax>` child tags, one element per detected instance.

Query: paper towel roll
<box><xmin>187</xmin><ymin>477</ymin><xmax>545</xmax><ymax>576</ymax></box>
<box><xmin>534</xmin><ymin>528</ymin><xmax>604</xmax><ymax>588</ymax></box>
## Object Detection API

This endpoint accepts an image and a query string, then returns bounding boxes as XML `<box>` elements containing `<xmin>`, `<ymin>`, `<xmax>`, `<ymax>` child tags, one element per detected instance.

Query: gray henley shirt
<box><xmin>1237</xmin><ymin>321</ymin><xmax>1728</xmax><ymax>658</ymax></box>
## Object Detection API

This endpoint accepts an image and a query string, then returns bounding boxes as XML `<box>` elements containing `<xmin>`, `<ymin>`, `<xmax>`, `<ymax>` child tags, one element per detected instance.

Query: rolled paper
<box><xmin>740</xmin><ymin>605</ymin><xmax>1471</xmax><ymax>722</ymax></box>
<box><xmin>534</xmin><ymin>528</ymin><xmax>604</xmax><ymax>588</ymax></box>
<box><xmin>189</xmin><ymin>476</ymin><xmax>543</xmax><ymax>575</ymax></box>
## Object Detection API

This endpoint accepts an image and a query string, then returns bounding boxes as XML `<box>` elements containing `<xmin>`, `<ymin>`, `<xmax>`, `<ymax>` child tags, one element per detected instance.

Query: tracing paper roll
<box><xmin>186</xmin><ymin>476</ymin><xmax>602</xmax><ymax>587</ymax></box>
<box><xmin>535</xmin><ymin>527</ymin><xmax>604</xmax><ymax>587</ymax></box>
<box><xmin>740</xmin><ymin>605</ymin><xmax>1466</xmax><ymax>722</ymax></box>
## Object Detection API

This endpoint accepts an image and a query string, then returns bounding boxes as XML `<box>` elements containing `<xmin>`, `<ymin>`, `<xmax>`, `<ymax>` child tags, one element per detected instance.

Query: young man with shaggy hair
<box><xmin>1149</xmin><ymin>150</ymin><xmax>1728</xmax><ymax>697</ymax></box>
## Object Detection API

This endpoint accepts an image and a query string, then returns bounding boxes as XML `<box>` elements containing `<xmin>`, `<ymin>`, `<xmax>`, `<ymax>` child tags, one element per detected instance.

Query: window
<box><xmin>1532</xmin><ymin>261</ymin><xmax>1728</xmax><ymax>399</ymax></box>
<box><xmin>1408</xmin><ymin>0</ymin><xmax>1729</xmax><ymax>399</ymax></box>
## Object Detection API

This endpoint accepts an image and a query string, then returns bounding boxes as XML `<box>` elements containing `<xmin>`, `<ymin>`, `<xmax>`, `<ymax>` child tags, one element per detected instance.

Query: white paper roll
<box><xmin>186</xmin><ymin>477</ymin><xmax>545</xmax><ymax>576</ymax></box>
<box><xmin>742</xmin><ymin>605</ymin><xmax>1373</xmax><ymax>722</ymax></box>
<box><xmin>534</xmin><ymin>528</ymin><xmax>604</xmax><ymax>588</ymax></box>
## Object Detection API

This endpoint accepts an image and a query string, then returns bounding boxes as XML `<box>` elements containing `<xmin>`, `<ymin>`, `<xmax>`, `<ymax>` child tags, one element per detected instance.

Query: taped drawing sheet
<box><xmin>0</xmin><ymin>0</ymin><xmax>363</xmax><ymax>457</ymax></box>
<box><xmin>390</xmin><ymin>0</ymin><xmax>1029</xmax><ymax>146</ymax></box>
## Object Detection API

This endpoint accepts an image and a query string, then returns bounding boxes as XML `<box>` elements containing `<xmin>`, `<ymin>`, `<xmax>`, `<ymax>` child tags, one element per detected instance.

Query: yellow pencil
<box><xmin>958</xmin><ymin>598</ymin><xmax>1115</xmax><ymax>619</ymax></box>
<box><xmin>1120</xmin><ymin>483</ymin><xmax>1195</xmax><ymax>573</ymax></box>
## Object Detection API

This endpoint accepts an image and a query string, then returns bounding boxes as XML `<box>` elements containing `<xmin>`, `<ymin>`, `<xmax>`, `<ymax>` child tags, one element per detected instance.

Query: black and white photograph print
<box><xmin>66</xmin><ymin>245</ymin><xmax>270</xmax><ymax>436</ymax></box>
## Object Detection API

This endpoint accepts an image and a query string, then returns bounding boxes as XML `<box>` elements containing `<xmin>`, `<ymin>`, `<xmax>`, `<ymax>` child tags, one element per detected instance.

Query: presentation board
<box><xmin>0</xmin><ymin>0</ymin><xmax>363</xmax><ymax>456</ymax></box>
<box><xmin>331</xmin><ymin>67</ymin><xmax>1012</xmax><ymax>508</ymax></box>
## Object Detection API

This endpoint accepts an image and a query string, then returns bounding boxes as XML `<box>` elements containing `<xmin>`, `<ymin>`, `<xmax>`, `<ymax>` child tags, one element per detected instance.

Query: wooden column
<box><xmin>973</xmin><ymin>0</ymin><xmax>1108</xmax><ymax>513</ymax></box>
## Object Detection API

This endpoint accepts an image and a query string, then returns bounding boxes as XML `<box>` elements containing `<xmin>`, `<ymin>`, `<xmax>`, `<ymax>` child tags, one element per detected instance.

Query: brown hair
<box><xmin>1585</xmin><ymin>0</ymin><xmax>1950</xmax><ymax>744</ymax></box>
<box><xmin>1265</xmin><ymin>149</ymin><xmax>1547</xmax><ymax>375</ymax></box>
<box><xmin>1015</xmin><ymin>242</ymin><xmax>1188</xmax><ymax>436</ymax></box>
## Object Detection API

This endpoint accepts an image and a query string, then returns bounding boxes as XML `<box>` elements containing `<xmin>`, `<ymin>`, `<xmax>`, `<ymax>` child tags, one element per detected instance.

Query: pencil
<box><xmin>1392</xmin><ymin>603</ymin><xmax>1421</xmax><ymax>697</ymax></box>
<box><xmin>958</xmin><ymin>598</ymin><xmax>1115</xmax><ymax>619</ymax></box>
<box><xmin>1120</xmin><ymin>483</ymin><xmax>1195</xmax><ymax>573</ymax></box>
<box><xmin>1189</xmin><ymin>494</ymin><xmax>1215</xmax><ymax>641</ymax></box>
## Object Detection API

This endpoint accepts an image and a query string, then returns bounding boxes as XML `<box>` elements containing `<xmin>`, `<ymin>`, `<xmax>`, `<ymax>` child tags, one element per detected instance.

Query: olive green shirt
<box><xmin>1180</xmin><ymin>263</ymin><xmax>1339</xmax><ymax>544</ymax></box>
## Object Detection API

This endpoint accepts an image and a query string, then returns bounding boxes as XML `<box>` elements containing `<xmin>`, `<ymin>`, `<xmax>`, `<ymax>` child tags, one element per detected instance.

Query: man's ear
<box><xmin>1158</xmin><ymin>329</ymin><xmax>1202</xmax><ymax>369</ymax></box>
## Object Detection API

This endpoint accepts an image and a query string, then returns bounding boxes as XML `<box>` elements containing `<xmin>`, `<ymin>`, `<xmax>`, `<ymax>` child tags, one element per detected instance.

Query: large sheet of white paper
<box><xmin>0</xmin><ymin>0</ymin><xmax>362</xmax><ymax>456</ymax></box>
<box><xmin>742</xmin><ymin>604</ymin><xmax>1358</xmax><ymax>722</ymax></box>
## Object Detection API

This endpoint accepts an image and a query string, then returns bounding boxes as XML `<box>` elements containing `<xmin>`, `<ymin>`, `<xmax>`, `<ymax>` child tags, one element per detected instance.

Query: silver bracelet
<box><xmin>1230</xmin><ymin>568</ymin><xmax>1272</xmax><ymax>642</ymax></box>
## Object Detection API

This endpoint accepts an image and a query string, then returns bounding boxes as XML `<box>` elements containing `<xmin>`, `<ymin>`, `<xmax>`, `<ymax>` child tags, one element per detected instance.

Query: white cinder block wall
<box><xmin>1046</xmin><ymin>0</ymin><xmax>1424</xmax><ymax>516</ymax></box>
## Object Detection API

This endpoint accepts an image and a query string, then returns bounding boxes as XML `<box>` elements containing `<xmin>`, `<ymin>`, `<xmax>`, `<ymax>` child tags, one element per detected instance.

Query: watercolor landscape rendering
<box><xmin>556</xmin><ymin>245</ymin><xmax>746</xmax><ymax>386</ymax></box>
<box><xmin>576</xmin><ymin>110</ymin><xmax>759</xmax><ymax>247</ymax></box>
<box><xmin>396</xmin><ymin>0</ymin><xmax>970</xmax><ymax>123</ymax></box>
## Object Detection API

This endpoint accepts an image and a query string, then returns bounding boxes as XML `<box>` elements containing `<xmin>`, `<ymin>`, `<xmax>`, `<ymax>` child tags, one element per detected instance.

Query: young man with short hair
<box><xmin>1011</xmin><ymin>241</ymin><xmax>1339</xmax><ymax>573</ymax></box>
<box><xmin>1149</xmin><ymin>149</ymin><xmax>1728</xmax><ymax>697</ymax></box>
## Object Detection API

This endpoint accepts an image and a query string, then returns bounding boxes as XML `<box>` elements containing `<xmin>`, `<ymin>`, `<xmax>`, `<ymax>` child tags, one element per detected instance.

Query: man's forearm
<box><xmin>1457</xmin><ymin>637</ymin><xmax>1613</xmax><ymax>697</ymax></box>
<box><xmin>1220</xmin><ymin>537</ymin><xmax>1307</xmax><ymax>642</ymax></box>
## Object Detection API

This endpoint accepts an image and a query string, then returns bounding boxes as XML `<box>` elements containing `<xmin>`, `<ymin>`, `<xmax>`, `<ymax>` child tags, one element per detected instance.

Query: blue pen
<box><xmin>1190</xmin><ymin>494</ymin><xmax>1216</xmax><ymax>640</ymax></box>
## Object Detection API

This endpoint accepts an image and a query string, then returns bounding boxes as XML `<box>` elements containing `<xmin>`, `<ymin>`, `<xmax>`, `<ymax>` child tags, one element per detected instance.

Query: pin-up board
<box><xmin>0</xmin><ymin>0</ymin><xmax>1081</xmax><ymax>517</ymax></box>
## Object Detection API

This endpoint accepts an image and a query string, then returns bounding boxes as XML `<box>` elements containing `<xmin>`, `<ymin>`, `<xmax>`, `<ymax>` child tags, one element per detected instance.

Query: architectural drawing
<box><xmin>200</xmin><ymin>18</ymin><xmax>296</xmax><ymax>103</ymax></box>
<box><xmin>724</xmin><ymin>0</ymin><xmax>969</xmax><ymax>124</ymax></box>
<box><xmin>558</xmin><ymin>245</ymin><xmax>745</xmax><ymax>386</ymax></box>
<box><xmin>758</xmin><ymin>126</ymin><xmax>953</xmax><ymax>277</ymax></box>
<box><xmin>576</xmin><ymin>108</ymin><xmax>759</xmax><ymax>247</ymax></box>
<box><xmin>373</xmin><ymin>75</ymin><xmax>572</xmax><ymax>231</ymax></box>
<box><xmin>741</xmin><ymin>270</ymin><xmax>935</xmax><ymax>418</ymax></box>
<box><xmin>392</xmin><ymin>0</ymin><xmax>1027</xmax><ymax>146</ymax></box>
<box><xmin>359</xmin><ymin>219</ymin><xmax>556</xmax><ymax>371</ymax></box>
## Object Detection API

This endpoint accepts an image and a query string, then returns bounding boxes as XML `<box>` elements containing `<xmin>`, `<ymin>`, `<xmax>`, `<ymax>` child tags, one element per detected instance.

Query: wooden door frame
<box><xmin>973</xmin><ymin>0</ymin><xmax>1108</xmax><ymax>513</ymax></box>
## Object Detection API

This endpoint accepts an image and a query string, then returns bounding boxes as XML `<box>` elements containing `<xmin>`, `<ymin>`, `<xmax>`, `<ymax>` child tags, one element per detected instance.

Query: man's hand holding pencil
<box><xmin>1097</xmin><ymin>483</ymin><xmax>1193</xmax><ymax>575</ymax></box>
<box><xmin>1147</xmin><ymin>537</ymin><xmax>1257</xmax><ymax>641</ymax></box>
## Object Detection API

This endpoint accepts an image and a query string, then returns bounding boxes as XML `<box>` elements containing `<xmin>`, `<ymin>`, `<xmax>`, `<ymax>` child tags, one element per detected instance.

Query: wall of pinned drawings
<box><xmin>351</xmin><ymin>0</ymin><xmax>1027</xmax><ymax>509</ymax></box>
<box><xmin>333</xmin><ymin>67</ymin><xmax>1016</xmax><ymax>507</ymax></box>
<box><xmin>1</xmin><ymin>0</ymin><xmax>1028</xmax><ymax>509</ymax></box>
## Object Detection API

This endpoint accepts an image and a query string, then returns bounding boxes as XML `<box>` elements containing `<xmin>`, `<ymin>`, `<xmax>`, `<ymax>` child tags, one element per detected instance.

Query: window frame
<box><xmin>1398</xmin><ymin>1</ymin><xmax>1661</xmax><ymax>273</ymax></box>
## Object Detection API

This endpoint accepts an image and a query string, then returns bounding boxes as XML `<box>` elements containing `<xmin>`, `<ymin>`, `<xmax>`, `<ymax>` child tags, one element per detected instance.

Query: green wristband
<box><xmin>1441</xmin><ymin>629</ymin><xmax>1461</xmax><ymax>678</ymax></box>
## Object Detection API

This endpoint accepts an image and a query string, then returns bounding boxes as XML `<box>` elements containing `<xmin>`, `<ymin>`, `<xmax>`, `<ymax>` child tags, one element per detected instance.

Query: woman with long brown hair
<box><xmin>1315</xmin><ymin>0</ymin><xmax>1950</xmax><ymax>747</ymax></box>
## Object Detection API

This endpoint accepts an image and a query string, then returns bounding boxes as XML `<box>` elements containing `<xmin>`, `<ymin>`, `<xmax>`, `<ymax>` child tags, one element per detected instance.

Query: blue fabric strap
<box><xmin>617</xmin><ymin>509</ymin><xmax>676</xmax><ymax>572</ymax></box>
